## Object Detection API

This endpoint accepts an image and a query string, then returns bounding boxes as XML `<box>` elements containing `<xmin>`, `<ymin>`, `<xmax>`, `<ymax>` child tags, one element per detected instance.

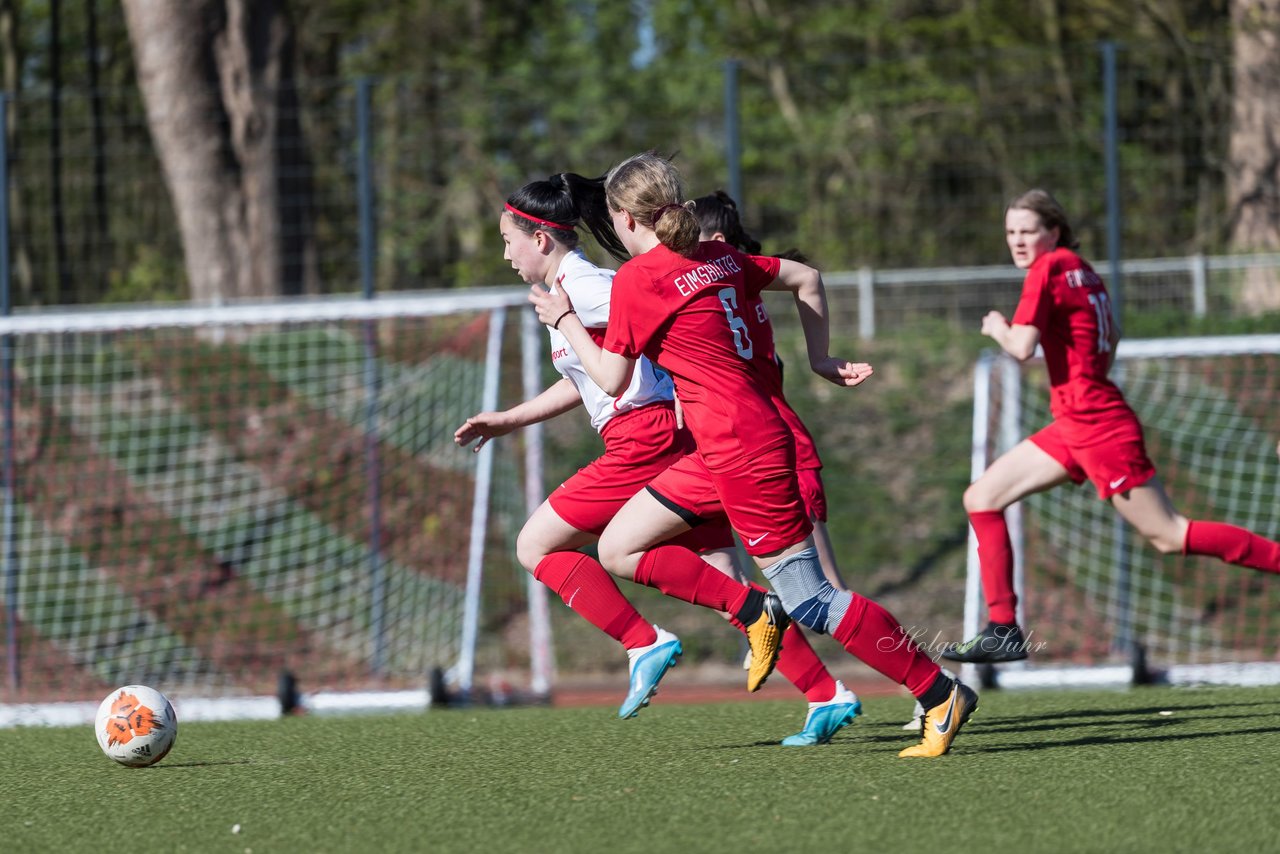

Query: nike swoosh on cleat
<box><xmin>934</xmin><ymin>690</ymin><xmax>959</xmax><ymax>735</ymax></box>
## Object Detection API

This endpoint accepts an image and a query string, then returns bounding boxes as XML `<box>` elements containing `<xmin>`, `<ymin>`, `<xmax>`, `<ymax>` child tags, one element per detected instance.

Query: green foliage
<box><xmin>1123</xmin><ymin>306</ymin><xmax>1280</xmax><ymax>338</ymax></box>
<box><xmin>7</xmin><ymin>1</ymin><xmax>1268</xmax><ymax>303</ymax></box>
<box><xmin>101</xmin><ymin>245</ymin><xmax>187</xmax><ymax>304</ymax></box>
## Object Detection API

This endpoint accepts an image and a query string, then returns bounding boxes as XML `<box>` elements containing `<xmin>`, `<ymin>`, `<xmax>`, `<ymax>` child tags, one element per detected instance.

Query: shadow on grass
<box><xmin>966</xmin><ymin>698</ymin><xmax>1279</xmax><ymax>724</ymax></box>
<box><xmin>970</xmin><ymin>724</ymin><xmax>1280</xmax><ymax>753</ymax></box>
<box><xmin>150</xmin><ymin>758</ymin><xmax>257</xmax><ymax>769</ymax></box>
<box><xmin>707</xmin><ymin>698</ymin><xmax>1280</xmax><ymax>750</ymax></box>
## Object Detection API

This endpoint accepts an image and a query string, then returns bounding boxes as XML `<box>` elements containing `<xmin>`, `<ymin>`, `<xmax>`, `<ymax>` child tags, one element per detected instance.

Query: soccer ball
<box><xmin>94</xmin><ymin>685</ymin><xmax>177</xmax><ymax>767</ymax></box>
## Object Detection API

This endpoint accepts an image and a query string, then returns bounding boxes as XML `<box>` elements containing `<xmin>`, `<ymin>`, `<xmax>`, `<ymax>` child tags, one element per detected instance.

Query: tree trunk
<box><xmin>121</xmin><ymin>0</ymin><xmax>318</xmax><ymax>302</ymax></box>
<box><xmin>49</xmin><ymin>0</ymin><xmax>72</xmax><ymax>304</ymax></box>
<box><xmin>85</xmin><ymin>0</ymin><xmax>111</xmax><ymax>283</ymax></box>
<box><xmin>1228</xmin><ymin>0</ymin><xmax>1280</xmax><ymax>311</ymax></box>
<box><xmin>0</xmin><ymin>0</ymin><xmax>34</xmax><ymax>305</ymax></box>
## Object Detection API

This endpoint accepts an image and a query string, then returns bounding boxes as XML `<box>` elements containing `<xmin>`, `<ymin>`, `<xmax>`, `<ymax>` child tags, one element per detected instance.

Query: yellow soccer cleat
<box><xmin>898</xmin><ymin>680</ymin><xmax>978</xmax><ymax>758</ymax></box>
<box><xmin>745</xmin><ymin>593</ymin><xmax>789</xmax><ymax>692</ymax></box>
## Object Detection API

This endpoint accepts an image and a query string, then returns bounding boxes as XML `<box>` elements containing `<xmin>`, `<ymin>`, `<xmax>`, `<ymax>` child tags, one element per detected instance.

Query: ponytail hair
<box><xmin>505</xmin><ymin>172</ymin><xmax>630</xmax><ymax>263</ymax></box>
<box><xmin>1007</xmin><ymin>188</ymin><xmax>1079</xmax><ymax>251</ymax></box>
<box><xmin>690</xmin><ymin>191</ymin><xmax>761</xmax><ymax>254</ymax></box>
<box><xmin>690</xmin><ymin>190</ymin><xmax>810</xmax><ymax>263</ymax></box>
<box><xmin>605</xmin><ymin>152</ymin><xmax>701</xmax><ymax>257</ymax></box>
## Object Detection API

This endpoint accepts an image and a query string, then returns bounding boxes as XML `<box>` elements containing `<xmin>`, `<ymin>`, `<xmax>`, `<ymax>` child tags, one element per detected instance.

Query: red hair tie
<box><xmin>504</xmin><ymin>203</ymin><xmax>575</xmax><ymax>232</ymax></box>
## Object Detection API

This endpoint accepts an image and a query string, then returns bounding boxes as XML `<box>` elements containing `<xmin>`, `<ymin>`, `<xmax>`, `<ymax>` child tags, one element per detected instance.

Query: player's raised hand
<box><xmin>528</xmin><ymin>284</ymin><xmax>575</xmax><ymax>328</ymax></box>
<box><xmin>454</xmin><ymin>412</ymin><xmax>514</xmax><ymax>453</ymax></box>
<box><xmin>812</xmin><ymin>357</ymin><xmax>873</xmax><ymax>388</ymax></box>
<box><xmin>980</xmin><ymin>310</ymin><xmax>1009</xmax><ymax>338</ymax></box>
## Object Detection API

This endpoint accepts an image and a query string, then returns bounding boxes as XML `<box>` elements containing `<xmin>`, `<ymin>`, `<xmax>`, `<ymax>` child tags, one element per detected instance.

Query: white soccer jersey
<box><xmin>548</xmin><ymin>250</ymin><xmax>674</xmax><ymax>433</ymax></box>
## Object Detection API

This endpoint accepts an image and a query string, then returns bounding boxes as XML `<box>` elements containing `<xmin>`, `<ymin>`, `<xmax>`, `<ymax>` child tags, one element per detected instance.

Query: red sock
<box><xmin>831</xmin><ymin>593</ymin><xmax>940</xmax><ymax>699</ymax></box>
<box><xmin>535</xmin><ymin>552</ymin><xmax>656</xmax><ymax>649</ymax></box>
<box><xmin>633</xmin><ymin>545</ymin><xmax>751</xmax><ymax>614</ymax></box>
<box><xmin>970</xmin><ymin>509</ymin><xmax>1018</xmax><ymax>624</ymax></box>
<box><xmin>1184</xmin><ymin>520</ymin><xmax>1280</xmax><ymax>573</ymax></box>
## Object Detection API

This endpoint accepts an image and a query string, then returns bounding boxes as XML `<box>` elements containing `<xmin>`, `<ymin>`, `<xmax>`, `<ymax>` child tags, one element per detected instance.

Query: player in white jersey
<box><xmin>455</xmin><ymin>173</ymin><xmax>860</xmax><ymax>744</ymax></box>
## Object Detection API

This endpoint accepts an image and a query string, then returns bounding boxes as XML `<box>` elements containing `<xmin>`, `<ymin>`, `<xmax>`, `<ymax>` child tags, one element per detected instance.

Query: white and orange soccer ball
<box><xmin>94</xmin><ymin>685</ymin><xmax>177</xmax><ymax>767</ymax></box>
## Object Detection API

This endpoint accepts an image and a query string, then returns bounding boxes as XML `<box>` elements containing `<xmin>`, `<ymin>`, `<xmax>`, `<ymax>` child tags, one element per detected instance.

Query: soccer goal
<box><xmin>0</xmin><ymin>290</ymin><xmax>553</xmax><ymax>724</ymax></box>
<box><xmin>965</xmin><ymin>334</ymin><xmax>1280</xmax><ymax>689</ymax></box>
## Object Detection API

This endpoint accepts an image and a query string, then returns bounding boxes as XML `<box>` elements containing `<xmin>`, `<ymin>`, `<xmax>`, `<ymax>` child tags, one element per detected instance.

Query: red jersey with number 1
<box><xmin>603</xmin><ymin>241</ymin><xmax>789</xmax><ymax>471</ymax></box>
<box><xmin>1011</xmin><ymin>247</ymin><xmax>1129</xmax><ymax>419</ymax></box>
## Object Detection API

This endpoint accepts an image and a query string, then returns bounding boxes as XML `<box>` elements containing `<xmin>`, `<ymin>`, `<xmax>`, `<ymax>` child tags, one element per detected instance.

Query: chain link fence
<box><xmin>5</xmin><ymin>40</ymin><xmax>1277</xmax><ymax>324</ymax></box>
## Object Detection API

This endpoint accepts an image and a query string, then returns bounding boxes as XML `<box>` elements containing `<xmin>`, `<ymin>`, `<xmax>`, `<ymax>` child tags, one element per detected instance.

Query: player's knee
<box><xmin>1147</xmin><ymin>530</ymin><xmax>1184</xmax><ymax>555</ymax></box>
<box><xmin>962</xmin><ymin>482</ymin><xmax>989</xmax><ymax>514</ymax></box>
<box><xmin>594</xmin><ymin>535</ymin><xmax>635</xmax><ymax>577</ymax></box>
<box><xmin>514</xmin><ymin>527</ymin><xmax>547</xmax><ymax>574</ymax></box>
<box><xmin>1139</xmin><ymin>517</ymin><xmax>1189</xmax><ymax>555</ymax></box>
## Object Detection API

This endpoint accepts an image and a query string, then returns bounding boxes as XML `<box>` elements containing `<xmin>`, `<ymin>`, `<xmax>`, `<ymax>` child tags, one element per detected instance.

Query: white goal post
<box><xmin>965</xmin><ymin>334</ymin><xmax>1280</xmax><ymax>689</ymax></box>
<box><xmin>0</xmin><ymin>289</ymin><xmax>552</xmax><ymax>725</ymax></box>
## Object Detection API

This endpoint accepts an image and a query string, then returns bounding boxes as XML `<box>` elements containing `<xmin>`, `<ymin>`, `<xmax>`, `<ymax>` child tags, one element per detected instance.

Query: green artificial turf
<box><xmin>5</xmin><ymin>684</ymin><xmax>1278</xmax><ymax>853</ymax></box>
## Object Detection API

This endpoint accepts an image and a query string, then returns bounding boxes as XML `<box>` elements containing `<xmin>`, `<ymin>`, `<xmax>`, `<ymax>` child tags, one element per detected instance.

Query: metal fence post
<box><xmin>1101</xmin><ymin>41</ymin><xmax>1124</xmax><ymax>326</ymax></box>
<box><xmin>356</xmin><ymin>76</ymin><xmax>388</xmax><ymax>675</ymax></box>
<box><xmin>522</xmin><ymin>309</ymin><xmax>554</xmax><ymax>699</ymax></box>
<box><xmin>1</xmin><ymin>92</ymin><xmax>18</xmax><ymax>691</ymax></box>
<box><xmin>1191</xmin><ymin>253</ymin><xmax>1208</xmax><ymax>317</ymax></box>
<box><xmin>1000</xmin><ymin>355</ymin><xmax>1025</xmax><ymax>642</ymax></box>
<box><xmin>961</xmin><ymin>350</ymin><xmax>996</xmax><ymax>688</ymax></box>
<box><xmin>724</xmin><ymin>58</ymin><xmax>743</xmax><ymax>212</ymax></box>
<box><xmin>458</xmin><ymin>308</ymin><xmax>507</xmax><ymax>704</ymax></box>
<box><xmin>858</xmin><ymin>266</ymin><xmax>875</xmax><ymax>340</ymax></box>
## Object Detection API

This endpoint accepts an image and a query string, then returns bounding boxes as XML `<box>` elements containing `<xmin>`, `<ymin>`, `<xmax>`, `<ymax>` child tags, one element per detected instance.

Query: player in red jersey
<box><xmin>531</xmin><ymin>153</ymin><xmax>978</xmax><ymax>757</ymax></box>
<box><xmin>690</xmin><ymin>191</ymin><xmax>847</xmax><ymax>591</ymax></box>
<box><xmin>942</xmin><ymin>188</ymin><xmax>1280</xmax><ymax>664</ymax></box>
<box><xmin>456</xmin><ymin>173</ymin><xmax>861</xmax><ymax>743</ymax></box>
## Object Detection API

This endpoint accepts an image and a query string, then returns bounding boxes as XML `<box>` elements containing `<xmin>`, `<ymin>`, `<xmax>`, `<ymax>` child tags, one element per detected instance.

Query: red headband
<box><xmin>504</xmin><ymin>203</ymin><xmax>575</xmax><ymax>232</ymax></box>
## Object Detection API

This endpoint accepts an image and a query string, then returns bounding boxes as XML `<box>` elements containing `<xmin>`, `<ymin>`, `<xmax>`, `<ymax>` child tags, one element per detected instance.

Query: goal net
<box><xmin>966</xmin><ymin>334</ymin><xmax>1280</xmax><ymax>688</ymax></box>
<box><xmin>0</xmin><ymin>291</ymin><xmax>552</xmax><ymax>722</ymax></box>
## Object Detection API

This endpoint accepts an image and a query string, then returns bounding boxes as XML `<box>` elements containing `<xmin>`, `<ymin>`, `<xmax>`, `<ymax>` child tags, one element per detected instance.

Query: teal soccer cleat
<box><xmin>618</xmin><ymin>627</ymin><xmax>682</xmax><ymax>719</ymax></box>
<box><xmin>781</xmin><ymin>681</ymin><xmax>862</xmax><ymax>746</ymax></box>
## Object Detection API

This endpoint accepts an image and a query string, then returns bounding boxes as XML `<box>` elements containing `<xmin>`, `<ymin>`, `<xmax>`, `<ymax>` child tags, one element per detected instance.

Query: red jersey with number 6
<box><xmin>744</xmin><ymin>293</ymin><xmax>823</xmax><ymax>472</ymax></box>
<box><xmin>1011</xmin><ymin>247</ymin><xmax>1129</xmax><ymax>419</ymax></box>
<box><xmin>603</xmin><ymin>241</ymin><xmax>790</xmax><ymax>470</ymax></box>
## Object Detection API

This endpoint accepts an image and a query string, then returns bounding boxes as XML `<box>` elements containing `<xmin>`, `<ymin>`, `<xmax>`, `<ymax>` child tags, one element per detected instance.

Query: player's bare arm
<box><xmin>768</xmin><ymin>258</ymin><xmax>873</xmax><ymax>388</ymax></box>
<box><xmin>528</xmin><ymin>284</ymin><xmax>635</xmax><ymax>395</ymax></box>
<box><xmin>455</xmin><ymin>378</ymin><xmax>583</xmax><ymax>452</ymax></box>
<box><xmin>1104</xmin><ymin>319</ymin><xmax>1121</xmax><ymax>374</ymax></box>
<box><xmin>981</xmin><ymin>310</ymin><xmax>1040</xmax><ymax>361</ymax></box>
<box><xmin>812</xmin><ymin>357</ymin><xmax>874</xmax><ymax>388</ymax></box>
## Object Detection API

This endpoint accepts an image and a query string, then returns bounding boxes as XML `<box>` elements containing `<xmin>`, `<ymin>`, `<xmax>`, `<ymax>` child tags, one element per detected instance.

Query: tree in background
<box><xmin>122</xmin><ymin>0</ymin><xmax>319</xmax><ymax>301</ymax></box>
<box><xmin>1229</xmin><ymin>0</ymin><xmax>1280</xmax><ymax>311</ymax></box>
<box><xmin>1</xmin><ymin>0</ymin><xmax>34</xmax><ymax>303</ymax></box>
<box><xmin>2</xmin><ymin>0</ymin><xmax>1276</xmax><ymax>305</ymax></box>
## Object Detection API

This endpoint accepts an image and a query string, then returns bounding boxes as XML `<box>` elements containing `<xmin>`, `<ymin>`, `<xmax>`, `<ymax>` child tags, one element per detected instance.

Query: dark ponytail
<box><xmin>504</xmin><ymin>172</ymin><xmax>630</xmax><ymax>263</ymax></box>
<box><xmin>690</xmin><ymin>190</ymin><xmax>809</xmax><ymax>263</ymax></box>
<box><xmin>690</xmin><ymin>191</ymin><xmax>761</xmax><ymax>254</ymax></box>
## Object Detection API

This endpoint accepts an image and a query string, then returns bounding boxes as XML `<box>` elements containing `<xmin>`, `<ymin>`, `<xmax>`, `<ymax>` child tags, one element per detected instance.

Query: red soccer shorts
<box><xmin>1029</xmin><ymin>412</ymin><xmax>1157</xmax><ymax>500</ymax></box>
<box><xmin>548</xmin><ymin>403</ymin><xmax>734</xmax><ymax>551</ymax></box>
<box><xmin>797</xmin><ymin>467</ymin><xmax>828</xmax><ymax>522</ymax></box>
<box><xmin>646</xmin><ymin>444</ymin><xmax>813</xmax><ymax>557</ymax></box>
